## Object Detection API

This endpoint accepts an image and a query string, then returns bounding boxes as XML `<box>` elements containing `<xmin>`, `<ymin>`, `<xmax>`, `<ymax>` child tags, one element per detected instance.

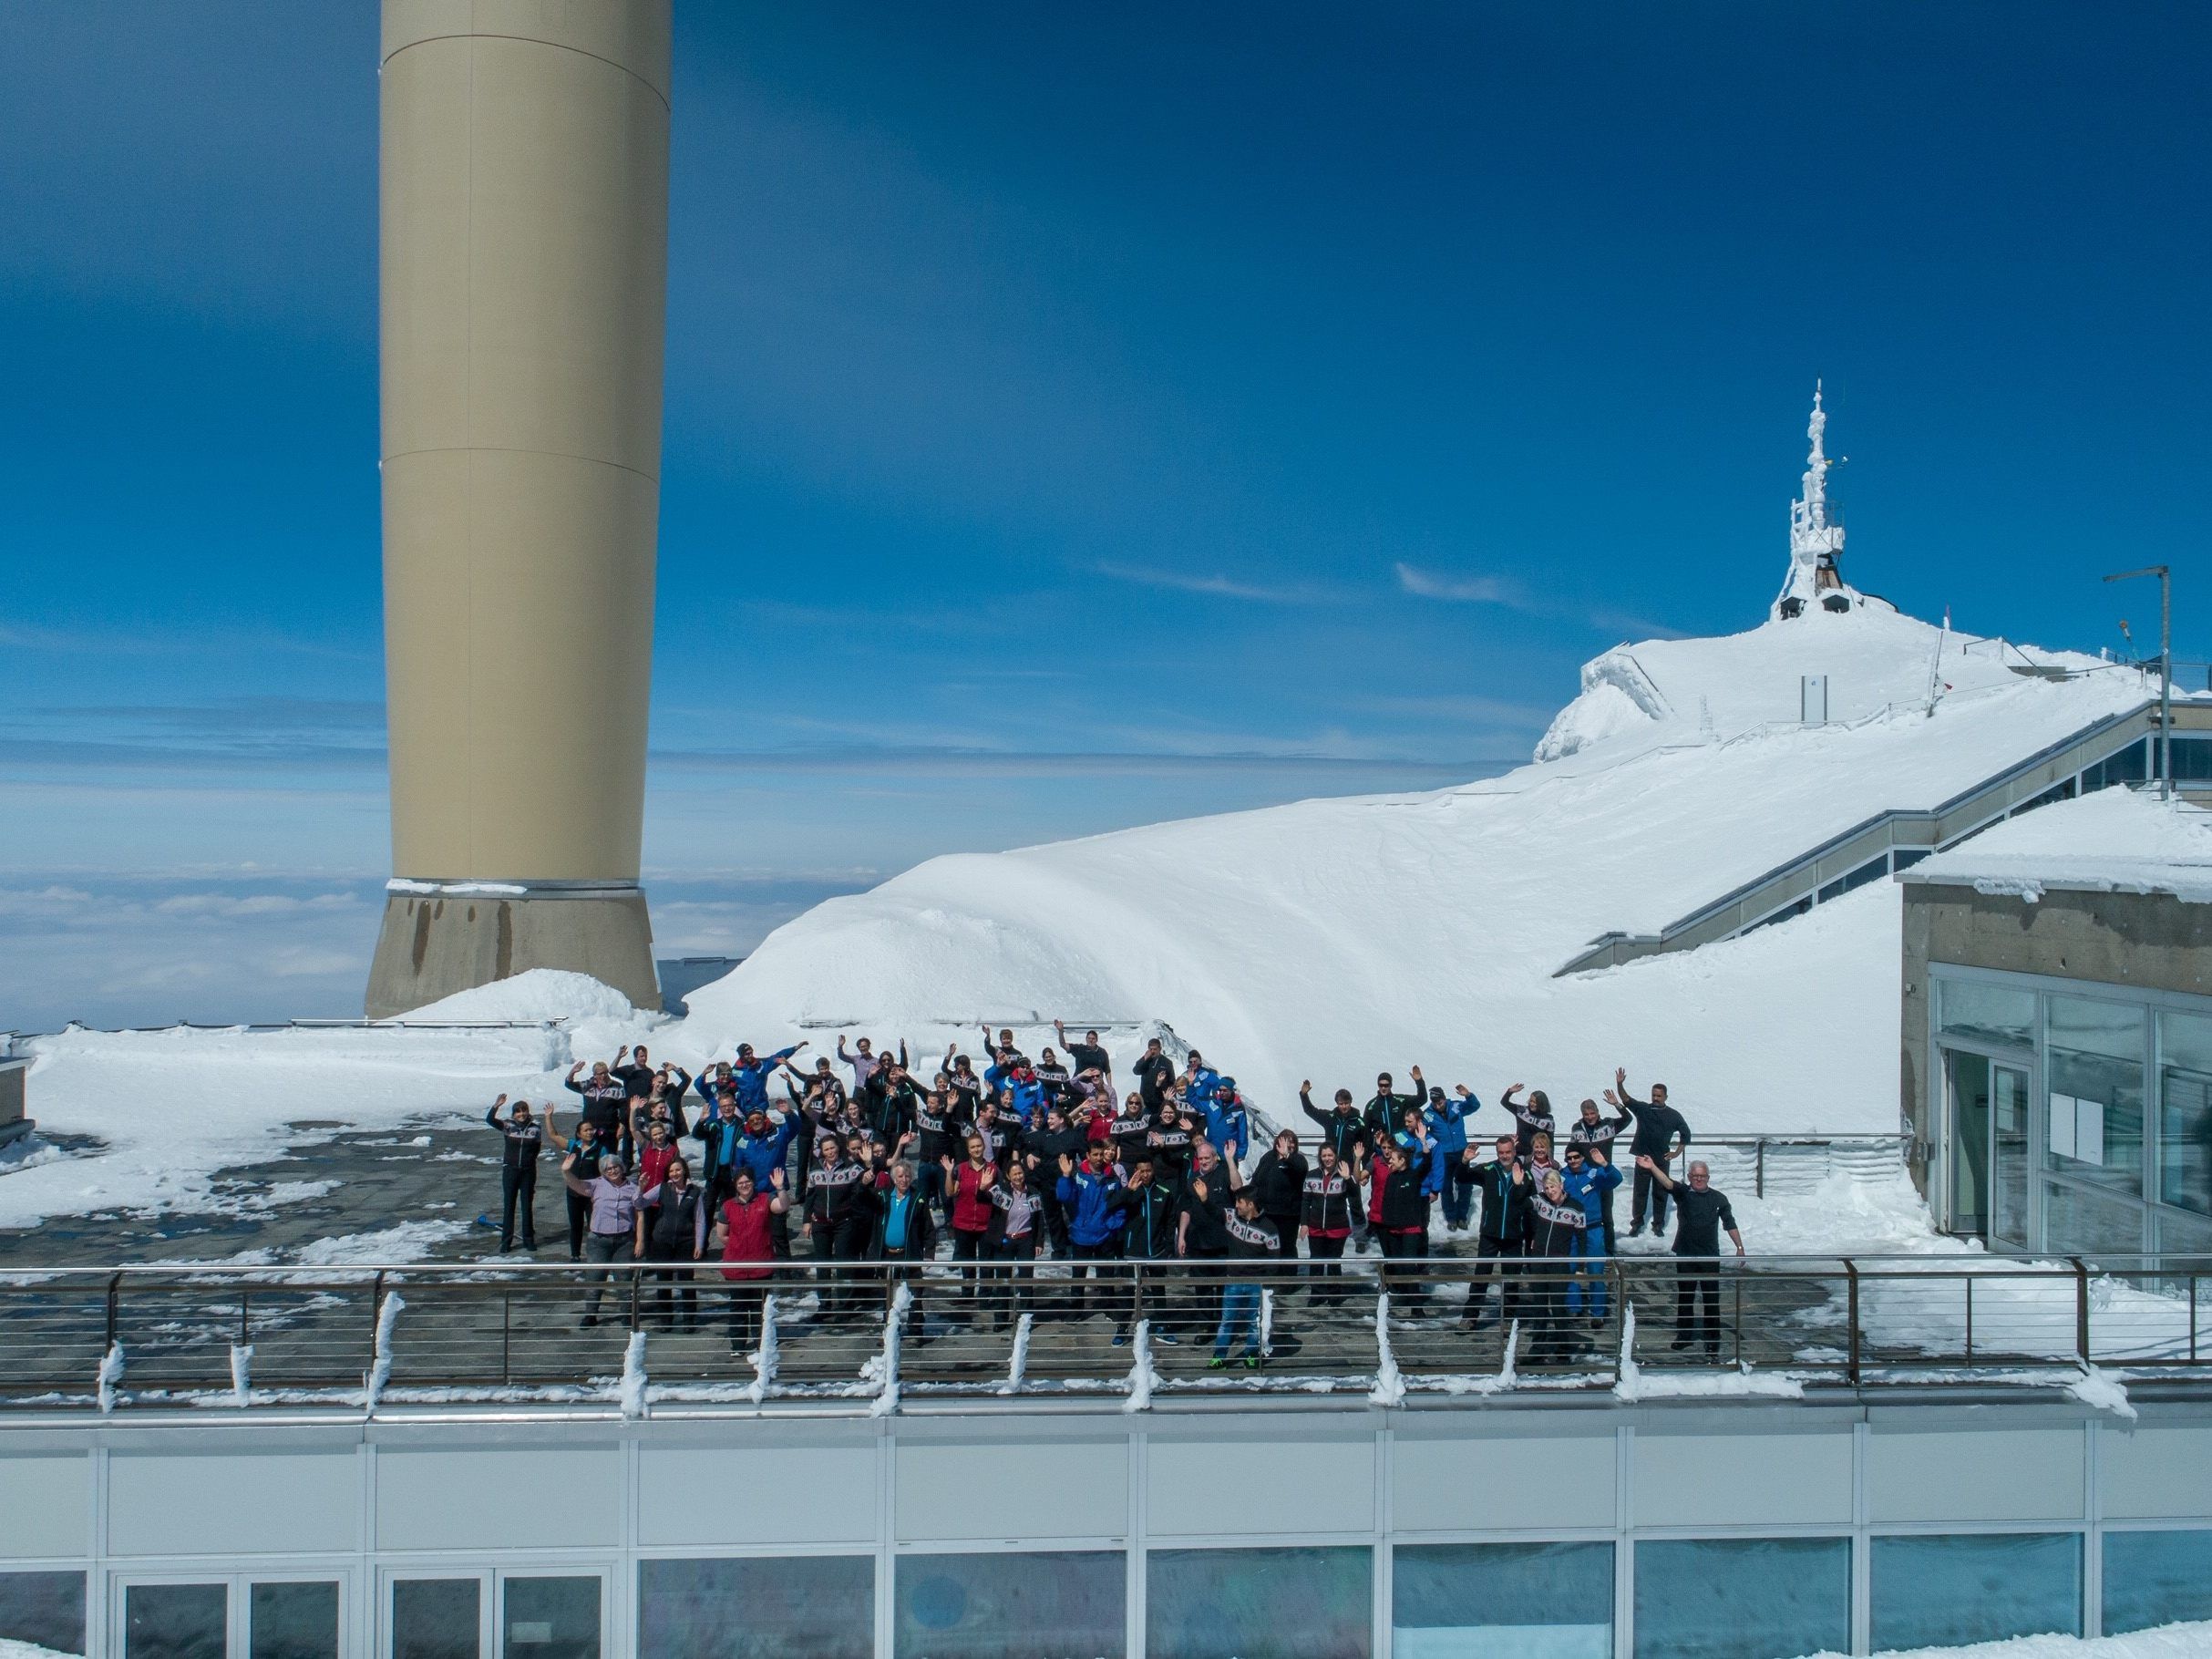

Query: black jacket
<box><xmin>1669</xmin><ymin>1183</ymin><xmax>1738</xmax><ymax>1257</ymax></box>
<box><xmin>1249</xmin><ymin>1149</ymin><xmax>1309</xmax><ymax>1219</ymax></box>
<box><xmin>1111</xmin><ymin>1181</ymin><xmax>1179</xmax><ymax>1260</ymax></box>
<box><xmin>1468</xmin><ymin>1156</ymin><xmax>1532</xmax><ymax>1243</ymax></box>
<box><xmin>1621</xmin><ymin>1092</ymin><xmax>1691</xmax><ymax>1159</ymax></box>
<box><xmin>487</xmin><ymin>1106</ymin><xmax>544</xmax><ymax>1170</ymax></box>
<box><xmin>1300</xmin><ymin>1167</ymin><xmax>1362</xmax><ymax>1233</ymax></box>
<box><xmin>867</xmin><ymin>1188</ymin><xmax>937</xmax><ymax>1261</ymax></box>
<box><xmin>1301</xmin><ymin>1094</ymin><xmax>1373</xmax><ymax>1164</ymax></box>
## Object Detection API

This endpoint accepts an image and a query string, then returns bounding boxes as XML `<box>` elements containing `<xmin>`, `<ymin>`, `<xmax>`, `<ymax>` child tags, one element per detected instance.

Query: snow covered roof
<box><xmin>677</xmin><ymin>605</ymin><xmax>2160</xmax><ymax>1137</ymax></box>
<box><xmin>1903</xmin><ymin>788</ymin><xmax>2212</xmax><ymax>905</ymax></box>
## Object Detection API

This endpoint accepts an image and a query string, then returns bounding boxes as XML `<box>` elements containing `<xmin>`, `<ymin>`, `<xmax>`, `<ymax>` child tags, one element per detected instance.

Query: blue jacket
<box><xmin>1055</xmin><ymin>1165</ymin><xmax>1128</xmax><ymax>1247</ymax></box>
<box><xmin>986</xmin><ymin>1064</ymin><xmax>1047</xmax><ymax>1120</ymax></box>
<box><xmin>715</xmin><ymin>1110</ymin><xmax>799</xmax><ymax>1190</ymax></box>
<box><xmin>1425</xmin><ymin>1093</ymin><xmax>1480</xmax><ymax>1159</ymax></box>
<box><xmin>1185</xmin><ymin>1066</ymin><xmax>1223</xmax><ymax>1110</ymax></box>
<box><xmin>1560</xmin><ymin>1161</ymin><xmax>1621</xmax><ymax>1227</ymax></box>
<box><xmin>1198</xmin><ymin>1096</ymin><xmax>1249</xmax><ymax>1162</ymax></box>
<box><xmin>730</xmin><ymin>1046</ymin><xmax>800</xmax><ymax>1114</ymax></box>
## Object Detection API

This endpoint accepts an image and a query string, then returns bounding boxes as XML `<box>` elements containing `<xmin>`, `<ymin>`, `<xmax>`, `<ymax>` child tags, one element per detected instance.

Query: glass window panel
<box><xmin>2158</xmin><ymin>1011</ymin><xmax>2212</xmax><ymax>1216</ymax></box>
<box><xmin>503</xmin><ymin>1577</ymin><xmax>600</xmax><ymax>1659</ymax></box>
<box><xmin>642</xmin><ymin>1556</ymin><xmax>873</xmax><ymax>1659</ymax></box>
<box><xmin>0</xmin><ymin>1571</ymin><xmax>87</xmax><ymax>1655</ymax></box>
<box><xmin>1147</xmin><ymin>1547</ymin><xmax>1370</xmax><ymax>1659</ymax></box>
<box><xmin>1632</xmin><ymin>1538</ymin><xmax>1847</xmax><ymax>1659</ymax></box>
<box><xmin>1937</xmin><ymin>978</ymin><xmax>2037</xmax><ymax>1046</ymax></box>
<box><xmin>2047</xmin><ymin>995</ymin><xmax>2146</xmax><ymax>1194</ymax></box>
<box><xmin>395</xmin><ymin>1579</ymin><xmax>481</xmax><ymax>1659</ymax></box>
<box><xmin>2103</xmin><ymin>1528</ymin><xmax>2212</xmax><ymax>1633</ymax></box>
<box><xmin>1395</xmin><ymin>1541</ymin><xmax>1611</xmax><ymax>1658</ymax></box>
<box><xmin>2044</xmin><ymin>1180</ymin><xmax>2147</xmax><ymax>1259</ymax></box>
<box><xmin>1871</xmin><ymin>1533</ymin><xmax>2081</xmax><ymax>1650</ymax></box>
<box><xmin>250</xmin><ymin>1582</ymin><xmax>338</xmax><ymax>1659</ymax></box>
<box><xmin>124</xmin><ymin>1582</ymin><xmax>228</xmax><ymax>1659</ymax></box>
<box><xmin>895</xmin><ymin>1551</ymin><xmax>1121</xmax><ymax>1659</ymax></box>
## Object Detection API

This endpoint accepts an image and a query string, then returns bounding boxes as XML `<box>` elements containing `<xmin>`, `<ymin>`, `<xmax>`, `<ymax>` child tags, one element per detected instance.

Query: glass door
<box><xmin>1948</xmin><ymin>1050</ymin><xmax>1992</xmax><ymax>1239</ymax></box>
<box><xmin>1991</xmin><ymin>1063</ymin><xmax>2032</xmax><ymax>1250</ymax></box>
<box><xmin>119</xmin><ymin>1575</ymin><xmax>344</xmax><ymax>1659</ymax></box>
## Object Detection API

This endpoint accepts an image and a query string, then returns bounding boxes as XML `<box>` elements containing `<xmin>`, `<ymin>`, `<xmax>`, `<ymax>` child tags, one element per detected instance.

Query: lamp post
<box><xmin>2104</xmin><ymin>565</ymin><xmax>2172</xmax><ymax>799</ymax></box>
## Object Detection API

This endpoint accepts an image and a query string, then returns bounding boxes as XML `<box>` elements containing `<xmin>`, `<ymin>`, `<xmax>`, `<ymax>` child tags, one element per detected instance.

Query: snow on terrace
<box><xmin>1907</xmin><ymin>783</ymin><xmax>2212</xmax><ymax>903</ymax></box>
<box><xmin>679</xmin><ymin>606</ymin><xmax>2147</xmax><ymax>1137</ymax></box>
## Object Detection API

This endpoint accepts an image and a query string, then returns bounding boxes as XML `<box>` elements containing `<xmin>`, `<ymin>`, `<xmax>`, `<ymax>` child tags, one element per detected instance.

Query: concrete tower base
<box><xmin>365</xmin><ymin>882</ymin><xmax>661</xmax><ymax>1018</ymax></box>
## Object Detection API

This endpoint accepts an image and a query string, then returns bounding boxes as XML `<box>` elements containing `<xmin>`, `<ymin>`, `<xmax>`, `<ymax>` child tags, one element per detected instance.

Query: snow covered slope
<box><xmin>681</xmin><ymin>607</ymin><xmax>2154</xmax><ymax>1136</ymax></box>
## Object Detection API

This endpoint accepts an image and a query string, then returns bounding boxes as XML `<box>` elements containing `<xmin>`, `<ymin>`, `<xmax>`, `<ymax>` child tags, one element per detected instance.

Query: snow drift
<box><xmin>679</xmin><ymin>606</ymin><xmax>2150</xmax><ymax>1135</ymax></box>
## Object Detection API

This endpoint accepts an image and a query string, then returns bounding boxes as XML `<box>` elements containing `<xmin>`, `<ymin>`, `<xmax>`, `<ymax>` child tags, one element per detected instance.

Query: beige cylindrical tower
<box><xmin>365</xmin><ymin>0</ymin><xmax>671</xmax><ymax>1015</ymax></box>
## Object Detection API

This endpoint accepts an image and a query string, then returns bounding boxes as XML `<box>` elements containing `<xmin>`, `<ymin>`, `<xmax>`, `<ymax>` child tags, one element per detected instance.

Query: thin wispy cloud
<box><xmin>1096</xmin><ymin>562</ymin><xmax>1335</xmax><ymax>605</ymax></box>
<box><xmin>1393</xmin><ymin>562</ymin><xmax>1522</xmax><ymax>606</ymax></box>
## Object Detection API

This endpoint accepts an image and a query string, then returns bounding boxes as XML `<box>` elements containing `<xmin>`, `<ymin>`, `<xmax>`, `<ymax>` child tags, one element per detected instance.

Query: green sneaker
<box><xmin>1243</xmin><ymin>1355</ymin><xmax>1261</xmax><ymax>1369</ymax></box>
<box><xmin>1208</xmin><ymin>1355</ymin><xmax>1229</xmax><ymax>1369</ymax></box>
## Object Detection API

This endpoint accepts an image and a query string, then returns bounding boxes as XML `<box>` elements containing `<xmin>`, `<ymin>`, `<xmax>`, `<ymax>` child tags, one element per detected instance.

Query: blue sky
<box><xmin>2</xmin><ymin>2</ymin><xmax>2207</xmax><ymax>1027</ymax></box>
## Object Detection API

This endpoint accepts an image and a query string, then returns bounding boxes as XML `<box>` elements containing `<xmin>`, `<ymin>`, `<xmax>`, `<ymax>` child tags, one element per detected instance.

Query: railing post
<box><xmin>1755</xmin><ymin>1139</ymin><xmax>1766</xmax><ymax>1199</ymax></box>
<box><xmin>1844</xmin><ymin>1259</ymin><xmax>1861</xmax><ymax>1386</ymax></box>
<box><xmin>2072</xmin><ymin>1257</ymin><xmax>2091</xmax><ymax>1366</ymax></box>
<box><xmin>369</xmin><ymin>1270</ymin><xmax>386</xmax><ymax>1369</ymax></box>
<box><xmin>501</xmin><ymin>1289</ymin><xmax>512</xmax><ymax>1386</ymax></box>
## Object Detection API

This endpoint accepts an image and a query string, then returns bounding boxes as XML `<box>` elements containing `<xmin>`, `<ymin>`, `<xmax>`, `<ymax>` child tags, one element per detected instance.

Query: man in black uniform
<box><xmin>1636</xmin><ymin>1156</ymin><xmax>1743</xmax><ymax>1359</ymax></box>
<box><xmin>1460</xmin><ymin>1132</ymin><xmax>1530</xmax><ymax>1331</ymax></box>
<box><xmin>1609</xmin><ymin>1067</ymin><xmax>1692</xmax><ymax>1238</ymax></box>
<box><xmin>1055</xmin><ymin>1020</ymin><xmax>1113</xmax><ymax>1083</ymax></box>
<box><xmin>485</xmin><ymin>1094</ymin><xmax>545</xmax><ymax>1252</ymax></box>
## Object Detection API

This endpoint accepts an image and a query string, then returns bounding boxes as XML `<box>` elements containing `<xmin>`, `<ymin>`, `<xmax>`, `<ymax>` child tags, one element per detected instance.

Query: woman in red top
<box><xmin>710</xmin><ymin>1167</ymin><xmax>790</xmax><ymax>1355</ymax></box>
<box><xmin>939</xmin><ymin>1134</ymin><xmax>1000</xmax><ymax>1318</ymax></box>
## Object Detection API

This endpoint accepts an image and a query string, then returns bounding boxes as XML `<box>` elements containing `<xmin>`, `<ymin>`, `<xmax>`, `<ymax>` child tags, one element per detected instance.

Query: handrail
<box><xmin>5</xmin><ymin>1253</ymin><xmax>2205</xmax><ymax>1413</ymax></box>
<box><xmin>1555</xmin><ymin>696</ymin><xmax>2204</xmax><ymax>976</ymax></box>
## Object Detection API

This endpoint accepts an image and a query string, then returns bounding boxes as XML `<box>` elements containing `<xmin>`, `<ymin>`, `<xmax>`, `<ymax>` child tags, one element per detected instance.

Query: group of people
<box><xmin>479</xmin><ymin>1026</ymin><xmax>1745</xmax><ymax>1367</ymax></box>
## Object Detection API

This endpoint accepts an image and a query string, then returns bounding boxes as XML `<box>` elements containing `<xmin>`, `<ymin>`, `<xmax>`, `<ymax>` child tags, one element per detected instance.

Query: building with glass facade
<box><xmin>1901</xmin><ymin>824</ymin><xmax>2212</xmax><ymax>1259</ymax></box>
<box><xmin>5</xmin><ymin>1396</ymin><xmax>2212</xmax><ymax>1658</ymax></box>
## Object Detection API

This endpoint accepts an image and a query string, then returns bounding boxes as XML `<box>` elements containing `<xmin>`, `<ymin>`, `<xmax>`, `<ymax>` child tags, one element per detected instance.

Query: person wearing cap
<box><xmin>485</xmin><ymin>1093</ymin><xmax>546</xmax><ymax>1252</ymax></box>
<box><xmin>1197</xmin><ymin>1075</ymin><xmax>1250</xmax><ymax>1165</ymax></box>
<box><xmin>1559</xmin><ymin>1144</ymin><xmax>1623</xmax><ymax>1325</ymax></box>
<box><xmin>725</xmin><ymin>1040</ymin><xmax>805</xmax><ymax>1118</ymax></box>
<box><xmin>1210</xmin><ymin>1188</ymin><xmax>1279</xmax><ymax>1369</ymax></box>
<box><xmin>561</xmin><ymin>1147</ymin><xmax>643</xmax><ymax>1327</ymax></box>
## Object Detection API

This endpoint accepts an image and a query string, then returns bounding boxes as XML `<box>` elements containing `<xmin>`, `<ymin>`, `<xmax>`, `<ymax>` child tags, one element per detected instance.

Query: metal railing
<box><xmin>5</xmin><ymin>1253</ymin><xmax>2205</xmax><ymax>1412</ymax></box>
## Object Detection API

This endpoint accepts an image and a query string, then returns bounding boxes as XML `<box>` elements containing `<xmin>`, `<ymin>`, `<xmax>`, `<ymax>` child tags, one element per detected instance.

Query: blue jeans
<box><xmin>1214</xmin><ymin>1282</ymin><xmax>1261</xmax><ymax>1357</ymax></box>
<box><xmin>1566</xmin><ymin>1226</ymin><xmax>1609</xmax><ymax>1319</ymax></box>
<box><xmin>1441</xmin><ymin>1159</ymin><xmax>1476</xmax><ymax>1229</ymax></box>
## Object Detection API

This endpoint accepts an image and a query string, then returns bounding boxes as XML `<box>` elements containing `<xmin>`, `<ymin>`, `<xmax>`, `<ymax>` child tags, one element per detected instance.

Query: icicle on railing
<box><xmin>96</xmin><ymin>1345</ymin><xmax>125</xmax><ymax>1415</ymax></box>
<box><xmin>1613</xmin><ymin>1304</ymin><xmax>1641</xmax><ymax>1400</ymax></box>
<box><xmin>1124</xmin><ymin>1319</ymin><xmax>1158</xmax><ymax>1413</ymax></box>
<box><xmin>1370</xmin><ymin>1292</ymin><xmax>1404</xmax><ymax>1407</ymax></box>
<box><xmin>229</xmin><ymin>1345</ymin><xmax>253</xmax><ymax>1409</ymax></box>
<box><xmin>996</xmin><ymin>1313</ymin><xmax>1033</xmax><ymax>1396</ymax></box>
<box><xmin>1497</xmin><ymin>1318</ymin><xmax>1519</xmax><ymax>1390</ymax></box>
<box><xmin>746</xmin><ymin>1295</ymin><xmax>779</xmax><ymax>1407</ymax></box>
<box><xmin>869</xmin><ymin>1283</ymin><xmax>911</xmax><ymax>1419</ymax></box>
<box><xmin>619</xmin><ymin>1333</ymin><xmax>648</xmax><ymax>1419</ymax></box>
<box><xmin>364</xmin><ymin>1291</ymin><xmax>404</xmax><ymax>1413</ymax></box>
<box><xmin>1258</xmin><ymin>1288</ymin><xmax>1274</xmax><ymax>1360</ymax></box>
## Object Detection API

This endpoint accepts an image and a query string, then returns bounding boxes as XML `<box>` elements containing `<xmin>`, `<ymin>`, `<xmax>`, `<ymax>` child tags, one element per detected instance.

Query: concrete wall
<box><xmin>8</xmin><ymin>1396</ymin><xmax>2210</xmax><ymax>1654</ymax></box>
<box><xmin>1900</xmin><ymin>881</ymin><xmax>2212</xmax><ymax>1198</ymax></box>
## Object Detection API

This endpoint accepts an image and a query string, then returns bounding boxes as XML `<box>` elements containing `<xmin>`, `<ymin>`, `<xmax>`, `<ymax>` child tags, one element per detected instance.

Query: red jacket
<box><xmin>950</xmin><ymin>1161</ymin><xmax>998</xmax><ymax>1233</ymax></box>
<box><xmin>637</xmin><ymin>1142</ymin><xmax>677</xmax><ymax>1193</ymax></box>
<box><xmin>718</xmin><ymin>1195</ymin><xmax>777</xmax><ymax>1281</ymax></box>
